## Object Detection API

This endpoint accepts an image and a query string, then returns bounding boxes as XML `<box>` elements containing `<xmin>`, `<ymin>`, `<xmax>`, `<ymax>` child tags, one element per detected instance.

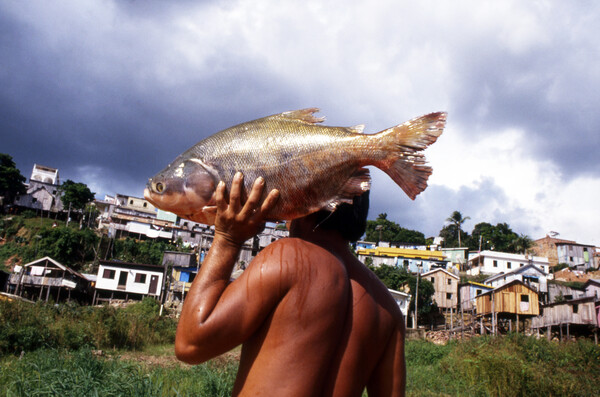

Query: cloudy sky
<box><xmin>1</xmin><ymin>1</ymin><xmax>599</xmax><ymax>245</ymax></box>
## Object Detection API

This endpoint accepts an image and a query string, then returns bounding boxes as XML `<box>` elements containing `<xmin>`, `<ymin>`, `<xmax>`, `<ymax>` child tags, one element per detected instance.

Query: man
<box><xmin>175</xmin><ymin>172</ymin><xmax>405</xmax><ymax>396</ymax></box>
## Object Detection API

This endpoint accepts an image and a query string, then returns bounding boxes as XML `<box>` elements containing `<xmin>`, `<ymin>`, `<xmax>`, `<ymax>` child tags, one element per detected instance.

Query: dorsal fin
<box><xmin>279</xmin><ymin>108</ymin><xmax>325</xmax><ymax>125</ymax></box>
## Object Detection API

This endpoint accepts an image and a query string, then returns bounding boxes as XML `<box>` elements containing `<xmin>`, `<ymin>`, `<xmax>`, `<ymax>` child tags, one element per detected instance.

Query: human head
<box><xmin>309</xmin><ymin>191</ymin><xmax>370</xmax><ymax>242</ymax></box>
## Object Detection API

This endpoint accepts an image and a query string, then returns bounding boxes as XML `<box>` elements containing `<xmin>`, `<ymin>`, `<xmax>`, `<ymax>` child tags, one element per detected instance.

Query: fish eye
<box><xmin>154</xmin><ymin>182</ymin><xmax>164</xmax><ymax>193</ymax></box>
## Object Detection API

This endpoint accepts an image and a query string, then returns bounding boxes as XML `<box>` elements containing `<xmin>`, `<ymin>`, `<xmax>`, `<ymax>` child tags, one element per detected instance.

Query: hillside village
<box><xmin>1</xmin><ymin>163</ymin><xmax>599</xmax><ymax>343</ymax></box>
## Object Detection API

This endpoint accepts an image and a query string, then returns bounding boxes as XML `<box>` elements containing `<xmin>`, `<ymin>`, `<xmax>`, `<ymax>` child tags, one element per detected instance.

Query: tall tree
<box><xmin>0</xmin><ymin>153</ymin><xmax>26</xmax><ymax>211</ymax></box>
<box><xmin>444</xmin><ymin>211</ymin><xmax>470</xmax><ymax>247</ymax></box>
<box><xmin>60</xmin><ymin>180</ymin><xmax>95</xmax><ymax>211</ymax></box>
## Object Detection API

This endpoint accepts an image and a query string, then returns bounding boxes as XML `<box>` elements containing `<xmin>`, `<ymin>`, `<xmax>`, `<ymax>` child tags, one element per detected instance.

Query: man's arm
<box><xmin>175</xmin><ymin>172</ymin><xmax>280</xmax><ymax>364</ymax></box>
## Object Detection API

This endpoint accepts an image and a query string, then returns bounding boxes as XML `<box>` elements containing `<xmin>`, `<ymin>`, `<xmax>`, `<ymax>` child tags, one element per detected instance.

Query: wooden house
<box><xmin>459</xmin><ymin>281</ymin><xmax>493</xmax><ymax>312</ymax></box>
<box><xmin>7</xmin><ymin>257</ymin><xmax>91</xmax><ymax>303</ymax></box>
<box><xmin>584</xmin><ymin>279</ymin><xmax>600</xmax><ymax>299</ymax></box>
<box><xmin>422</xmin><ymin>268</ymin><xmax>459</xmax><ymax>311</ymax></box>
<box><xmin>476</xmin><ymin>280</ymin><xmax>539</xmax><ymax>333</ymax></box>
<box><xmin>531</xmin><ymin>296</ymin><xmax>598</xmax><ymax>340</ymax></box>
<box><xmin>93</xmin><ymin>260</ymin><xmax>164</xmax><ymax>304</ymax></box>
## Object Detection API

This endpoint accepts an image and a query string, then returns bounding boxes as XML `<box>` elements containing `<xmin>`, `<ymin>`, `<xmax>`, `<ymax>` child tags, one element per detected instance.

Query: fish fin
<box><xmin>348</xmin><ymin>124</ymin><xmax>365</xmax><ymax>134</ymax></box>
<box><xmin>200</xmin><ymin>206</ymin><xmax>217</xmax><ymax>225</ymax></box>
<box><xmin>280</xmin><ymin>108</ymin><xmax>325</xmax><ymax>125</ymax></box>
<box><xmin>330</xmin><ymin>167</ymin><xmax>371</xmax><ymax>207</ymax></box>
<box><xmin>376</xmin><ymin>112</ymin><xmax>446</xmax><ymax>200</ymax></box>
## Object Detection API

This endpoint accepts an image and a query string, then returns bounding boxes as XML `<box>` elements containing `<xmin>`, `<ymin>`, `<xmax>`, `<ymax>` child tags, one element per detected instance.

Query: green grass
<box><xmin>1</xmin><ymin>336</ymin><xmax>598</xmax><ymax>396</ymax></box>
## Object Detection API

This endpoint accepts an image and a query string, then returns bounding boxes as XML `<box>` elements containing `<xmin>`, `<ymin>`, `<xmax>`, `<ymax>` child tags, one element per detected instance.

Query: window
<box><xmin>134</xmin><ymin>273</ymin><xmax>147</xmax><ymax>283</ymax></box>
<box><xmin>446</xmin><ymin>293</ymin><xmax>452</xmax><ymax>300</ymax></box>
<box><xmin>476</xmin><ymin>289</ymin><xmax>482</xmax><ymax>295</ymax></box>
<box><xmin>447</xmin><ymin>279</ymin><xmax>452</xmax><ymax>285</ymax></box>
<box><xmin>520</xmin><ymin>294</ymin><xmax>529</xmax><ymax>303</ymax></box>
<box><xmin>143</xmin><ymin>202</ymin><xmax>147</xmax><ymax>208</ymax></box>
<box><xmin>493</xmin><ymin>260</ymin><xmax>498</xmax><ymax>267</ymax></box>
<box><xmin>520</xmin><ymin>263</ymin><xmax>524</xmax><ymax>267</ymax></box>
<box><xmin>572</xmin><ymin>304</ymin><xmax>579</xmax><ymax>313</ymax></box>
<box><xmin>129</xmin><ymin>200</ymin><xmax>134</xmax><ymax>205</ymax></box>
<box><xmin>507</xmin><ymin>262</ymin><xmax>512</xmax><ymax>269</ymax></box>
<box><xmin>431</xmin><ymin>277</ymin><xmax>435</xmax><ymax>283</ymax></box>
<box><xmin>103</xmin><ymin>269</ymin><xmax>116</xmax><ymax>279</ymax></box>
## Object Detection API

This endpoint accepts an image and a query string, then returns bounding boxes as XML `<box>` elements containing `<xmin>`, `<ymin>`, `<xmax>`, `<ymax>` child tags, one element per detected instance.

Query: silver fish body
<box><xmin>144</xmin><ymin>108</ymin><xmax>446</xmax><ymax>224</ymax></box>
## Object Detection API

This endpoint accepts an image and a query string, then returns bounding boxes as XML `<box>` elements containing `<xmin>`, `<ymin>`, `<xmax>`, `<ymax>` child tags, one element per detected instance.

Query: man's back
<box><xmin>175</xmin><ymin>174</ymin><xmax>405</xmax><ymax>396</ymax></box>
<box><xmin>231</xmin><ymin>236</ymin><xmax>405</xmax><ymax>396</ymax></box>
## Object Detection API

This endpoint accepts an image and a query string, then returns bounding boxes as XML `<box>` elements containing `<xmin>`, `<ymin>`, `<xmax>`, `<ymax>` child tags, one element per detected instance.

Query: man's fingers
<box><xmin>215</xmin><ymin>181</ymin><xmax>228</xmax><ymax>213</ymax></box>
<box><xmin>240</xmin><ymin>176</ymin><xmax>265</xmax><ymax>218</ymax></box>
<box><xmin>260</xmin><ymin>189</ymin><xmax>280</xmax><ymax>215</ymax></box>
<box><xmin>229</xmin><ymin>172</ymin><xmax>244</xmax><ymax>212</ymax></box>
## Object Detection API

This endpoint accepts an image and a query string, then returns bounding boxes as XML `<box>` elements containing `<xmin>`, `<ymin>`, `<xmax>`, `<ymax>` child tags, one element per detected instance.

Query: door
<box><xmin>149</xmin><ymin>275</ymin><xmax>159</xmax><ymax>295</ymax></box>
<box><xmin>118</xmin><ymin>271</ymin><xmax>128</xmax><ymax>290</ymax></box>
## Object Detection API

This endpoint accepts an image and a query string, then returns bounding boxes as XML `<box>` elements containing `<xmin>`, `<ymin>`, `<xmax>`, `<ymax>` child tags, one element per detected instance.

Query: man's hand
<box><xmin>214</xmin><ymin>172</ymin><xmax>280</xmax><ymax>247</ymax></box>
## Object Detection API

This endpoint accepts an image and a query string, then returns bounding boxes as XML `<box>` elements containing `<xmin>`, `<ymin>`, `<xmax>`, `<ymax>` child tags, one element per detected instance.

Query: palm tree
<box><xmin>445</xmin><ymin>211</ymin><xmax>470</xmax><ymax>247</ymax></box>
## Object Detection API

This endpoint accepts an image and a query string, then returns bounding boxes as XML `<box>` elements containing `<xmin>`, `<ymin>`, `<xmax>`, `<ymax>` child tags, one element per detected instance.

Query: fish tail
<box><xmin>373</xmin><ymin>112</ymin><xmax>446</xmax><ymax>200</ymax></box>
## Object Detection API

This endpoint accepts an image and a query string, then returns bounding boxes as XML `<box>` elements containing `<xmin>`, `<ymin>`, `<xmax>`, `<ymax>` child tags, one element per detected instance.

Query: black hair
<box><xmin>312</xmin><ymin>191</ymin><xmax>370</xmax><ymax>242</ymax></box>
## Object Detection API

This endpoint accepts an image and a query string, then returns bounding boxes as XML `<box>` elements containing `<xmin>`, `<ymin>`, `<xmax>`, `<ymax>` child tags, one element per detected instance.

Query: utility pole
<box><xmin>414</xmin><ymin>264</ymin><xmax>420</xmax><ymax>329</ymax></box>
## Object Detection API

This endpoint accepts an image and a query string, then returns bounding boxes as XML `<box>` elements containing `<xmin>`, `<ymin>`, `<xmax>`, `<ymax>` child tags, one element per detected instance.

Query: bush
<box><xmin>0</xmin><ymin>299</ymin><xmax>177</xmax><ymax>356</ymax></box>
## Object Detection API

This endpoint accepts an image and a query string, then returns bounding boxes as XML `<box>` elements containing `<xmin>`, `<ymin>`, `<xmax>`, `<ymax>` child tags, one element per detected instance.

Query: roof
<box><xmin>478</xmin><ymin>279</ymin><xmax>539</xmax><ymax>297</ymax></box>
<box><xmin>461</xmin><ymin>281</ymin><xmax>493</xmax><ymax>289</ymax></box>
<box><xmin>356</xmin><ymin>247</ymin><xmax>446</xmax><ymax>261</ymax></box>
<box><xmin>541</xmin><ymin>295</ymin><xmax>597</xmax><ymax>308</ymax></box>
<box><xmin>421</xmin><ymin>268</ymin><xmax>459</xmax><ymax>279</ymax></box>
<box><xmin>535</xmin><ymin>235</ymin><xmax>595</xmax><ymax>248</ymax></box>
<box><xmin>485</xmin><ymin>263</ymin><xmax>548</xmax><ymax>283</ymax></box>
<box><xmin>20</xmin><ymin>256</ymin><xmax>87</xmax><ymax>280</ymax></box>
<box><xmin>99</xmin><ymin>260</ymin><xmax>163</xmax><ymax>271</ymax></box>
<box><xmin>469</xmin><ymin>250</ymin><xmax>548</xmax><ymax>263</ymax></box>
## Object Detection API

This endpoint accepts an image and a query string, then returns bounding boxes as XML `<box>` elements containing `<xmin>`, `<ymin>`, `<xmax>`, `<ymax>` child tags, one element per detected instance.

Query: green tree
<box><xmin>60</xmin><ymin>180</ymin><xmax>95</xmax><ymax>211</ymax></box>
<box><xmin>35</xmin><ymin>226</ymin><xmax>99</xmax><ymax>268</ymax></box>
<box><xmin>0</xmin><ymin>153</ymin><xmax>26</xmax><ymax>210</ymax></box>
<box><xmin>470</xmin><ymin>222</ymin><xmax>529</xmax><ymax>253</ymax></box>
<box><xmin>365</xmin><ymin>213</ymin><xmax>426</xmax><ymax>245</ymax></box>
<box><xmin>444</xmin><ymin>211</ymin><xmax>470</xmax><ymax>247</ymax></box>
<box><xmin>368</xmin><ymin>264</ymin><xmax>435</xmax><ymax>318</ymax></box>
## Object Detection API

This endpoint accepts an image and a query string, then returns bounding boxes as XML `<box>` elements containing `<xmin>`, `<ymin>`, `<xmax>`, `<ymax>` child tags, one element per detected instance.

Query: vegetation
<box><xmin>0</xmin><ymin>298</ymin><xmax>176</xmax><ymax>355</ymax></box>
<box><xmin>368</xmin><ymin>265</ymin><xmax>436</xmax><ymax>323</ymax></box>
<box><xmin>1</xmin><ymin>334</ymin><xmax>598</xmax><ymax>396</ymax></box>
<box><xmin>365</xmin><ymin>213</ymin><xmax>427</xmax><ymax>245</ymax></box>
<box><xmin>0</xmin><ymin>153</ymin><xmax>26</xmax><ymax>212</ymax></box>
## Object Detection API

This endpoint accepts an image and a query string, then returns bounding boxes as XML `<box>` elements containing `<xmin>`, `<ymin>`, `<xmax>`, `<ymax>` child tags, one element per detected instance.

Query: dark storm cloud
<box><xmin>0</xmin><ymin>1</ymin><xmax>298</xmax><ymax>198</ymax></box>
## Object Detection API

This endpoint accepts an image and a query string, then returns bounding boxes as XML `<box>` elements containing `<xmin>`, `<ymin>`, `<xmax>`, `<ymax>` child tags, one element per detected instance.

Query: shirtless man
<box><xmin>175</xmin><ymin>172</ymin><xmax>405</xmax><ymax>396</ymax></box>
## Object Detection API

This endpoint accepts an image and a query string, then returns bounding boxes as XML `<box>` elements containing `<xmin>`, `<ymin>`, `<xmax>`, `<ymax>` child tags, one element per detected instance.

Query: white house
<box><xmin>93</xmin><ymin>260</ymin><xmax>164</xmax><ymax>304</ymax></box>
<box><xmin>388</xmin><ymin>288</ymin><xmax>411</xmax><ymax>327</ymax></box>
<box><xmin>484</xmin><ymin>264</ymin><xmax>550</xmax><ymax>302</ymax></box>
<box><xmin>467</xmin><ymin>250</ymin><xmax>550</xmax><ymax>276</ymax></box>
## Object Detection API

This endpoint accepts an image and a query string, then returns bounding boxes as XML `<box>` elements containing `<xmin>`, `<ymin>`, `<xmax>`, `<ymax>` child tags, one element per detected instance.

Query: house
<box><xmin>441</xmin><ymin>247</ymin><xmax>469</xmax><ymax>272</ymax></box>
<box><xmin>584</xmin><ymin>279</ymin><xmax>600</xmax><ymax>299</ymax></box>
<box><xmin>96</xmin><ymin>194</ymin><xmax>174</xmax><ymax>240</ymax></box>
<box><xmin>476</xmin><ymin>280</ymin><xmax>540</xmax><ymax>333</ymax></box>
<box><xmin>531</xmin><ymin>296</ymin><xmax>598</xmax><ymax>340</ymax></box>
<box><xmin>467</xmin><ymin>250</ymin><xmax>550</xmax><ymax>276</ymax></box>
<box><xmin>13</xmin><ymin>164</ymin><xmax>63</xmax><ymax>213</ymax></box>
<box><xmin>459</xmin><ymin>281</ymin><xmax>493</xmax><ymax>312</ymax></box>
<box><xmin>7</xmin><ymin>257</ymin><xmax>90</xmax><ymax>303</ymax></box>
<box><xmin>356</xmin><ymin>246</ymin><xmax>449</xmax><ymax>274</ymax></box>
<box><xmin>93</xmin><ymin>260</ymin><xmax>164</xmax><ymax>304</ymax></box>
<box><xmin>484</xmin><ymin>263</ymin><xmax>550</xmax><ymax>303</ymax></box>
<box><xmin>422</xmin><ymin>268</ymin><xmax>459</xmax><ymax>311</ymax></box>
<box><xmin>388</xmin><ymin>288</ymin><xmax>411</xmax><ymax>326</ymax></box>
<box><xmin>532</xmin><ymin>235</ymin><xmax>595</xmax><ymax>270</ymax></box>
<box><xmin>163</xmin><ymin>251</ymin><xmax>198</xmax><ymax>303</ymax></box>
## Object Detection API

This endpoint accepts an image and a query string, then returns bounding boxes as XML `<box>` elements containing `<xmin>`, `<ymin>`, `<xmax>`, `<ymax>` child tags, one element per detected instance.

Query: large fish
<box><xmin>144</xmin><ymin>108</ymin><xmax>446</xmax><ymax>225</ymax></box>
